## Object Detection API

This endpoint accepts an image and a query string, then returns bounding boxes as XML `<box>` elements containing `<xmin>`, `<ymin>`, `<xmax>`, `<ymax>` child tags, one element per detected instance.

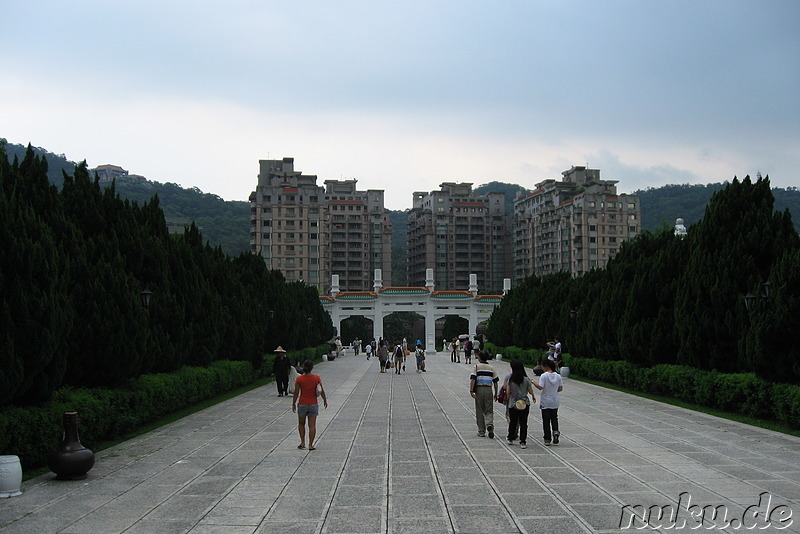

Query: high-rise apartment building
<box><xmin>249</xmin><ymin>158</ymin><xmax>392</xmax><ymax>293</ymax></box>
<box><xmin>407</xmin><ymin>183</ymin><xmax>511</xmax><ymax>292</ymax></box>
<box><xmin>513</xmin><ymin>166</ymin><xmax>640</xmax><ymax>282</ymax></box>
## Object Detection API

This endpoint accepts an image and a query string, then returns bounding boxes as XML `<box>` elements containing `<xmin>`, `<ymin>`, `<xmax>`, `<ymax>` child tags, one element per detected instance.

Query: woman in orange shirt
<box><xmin>292</xmin><ymin>359</ymin><xmax>328</xmax><ymax>450</ymax></box>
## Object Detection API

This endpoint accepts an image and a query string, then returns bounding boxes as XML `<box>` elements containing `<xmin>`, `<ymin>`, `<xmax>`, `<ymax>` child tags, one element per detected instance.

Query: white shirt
<box><xmin>538</xmin><ymin>371</ymin><xmax>563</xmax><ymax>409</ymax></box>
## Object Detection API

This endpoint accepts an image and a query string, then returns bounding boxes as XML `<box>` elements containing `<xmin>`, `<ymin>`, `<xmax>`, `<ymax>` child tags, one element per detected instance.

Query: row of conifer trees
<box><xmin>488</xmin><ymin>176</ymin><xmax>800</xmax><ymax>384</ymax></box>
<box><xmin>0</xmin><ymin>144</ymin><xmax>334</xmax><ymax>406</ymax></box>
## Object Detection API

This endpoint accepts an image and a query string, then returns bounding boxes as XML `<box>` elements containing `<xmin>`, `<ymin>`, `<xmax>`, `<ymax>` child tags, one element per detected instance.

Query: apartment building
<box><xmin>513</xmin><ymin>166</ymin><xmax>640</xmax><ymax>282</ymax></box>
<box><xmin>249</xmin><ymin>158</ymin><xmax>392</xmax><ymax>293</ymax></box>
<box><xmin>407</xmin><ymin>183</ymin><xmax>511</xmax><ymax>292</ymax></box>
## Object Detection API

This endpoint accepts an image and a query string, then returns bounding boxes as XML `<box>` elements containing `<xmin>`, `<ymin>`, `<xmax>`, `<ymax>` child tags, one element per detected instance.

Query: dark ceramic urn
<box><xmin>47</xmin><ymin>412</ymin><xmax>95</xmax><ymax>480</ymax></box>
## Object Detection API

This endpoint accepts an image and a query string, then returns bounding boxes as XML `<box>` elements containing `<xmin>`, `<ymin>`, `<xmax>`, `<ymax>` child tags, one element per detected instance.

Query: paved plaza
<box><xmin>1</xmin><ymin>351</ymin><xmax>798</xmax><ymax>533</ymax></box>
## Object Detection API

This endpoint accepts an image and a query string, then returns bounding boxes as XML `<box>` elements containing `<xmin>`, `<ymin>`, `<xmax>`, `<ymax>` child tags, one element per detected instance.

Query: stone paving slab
<box><xmin>2</xmin><ymin>351</ymin><xmax>799</xmax><ymax>533</ymax></box>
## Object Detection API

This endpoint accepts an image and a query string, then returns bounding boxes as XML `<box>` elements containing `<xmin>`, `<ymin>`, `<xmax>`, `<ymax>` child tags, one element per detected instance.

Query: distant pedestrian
<box><xmin>553</xmin><ymin>337</ymin><xmax>563</xmax><ymax>371</ymax></box>
<box><xmin>273</xmin><ymin>346</ymin><xmax>291</xmax><ymax>397</ymax></box>
<box><xmin>464</xmin><ymin>338</ymin><xmax>473</xmax><ymax>364</ymax></box>
<box><xmin>470</xmin><ymin>350</ymin><xmax>498</xmax><ymax>438</ymax></box>
<box><xmin>393</xmin><ymin>341</ymin><xmax>405</xmax><ymax>374</ymax></box>
<box><xmin>451</xmin><ymin>339</ymin><xmax>459</xmax><ymax>363</ymax></box>
<box><xmin>415</xmin><ymin>346</ymin><xmax>426</xmax><ymax>373</ymax></box>
<box><xmin>378</xmin><ymin>341</ymin><xmax>388</xmax><ymax>372</ymax></box>
<box><xmin>533</xmin><ymin>358</ymin><xmax>563</xmax><ymax>445</ymax></box>
<box><xmin>504</xmin><ymin>359</ymin><xmax>536</xmax><ymax>449</ymax></box>
<box><xmin>365</xmin><ymin>342</ymin><xmax>373</xmax><ymax>360</ymax></box>
<box><xmin>292</xmin><ymin>359</ymin><xmax>327</xmax><ymax>451</ymax></box>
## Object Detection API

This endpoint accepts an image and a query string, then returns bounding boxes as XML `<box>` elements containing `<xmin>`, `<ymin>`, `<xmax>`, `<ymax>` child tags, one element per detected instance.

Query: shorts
<box><xmin>297</xmin><ymin>404</ymin><xmax>319</xmax><ymax>418</ymax></box>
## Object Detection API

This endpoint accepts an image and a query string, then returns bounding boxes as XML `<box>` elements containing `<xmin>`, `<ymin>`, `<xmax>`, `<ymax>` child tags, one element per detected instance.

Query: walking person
<box><xmin>504</xmin><ymin>359</ymin><xmax>536</xmax><ymax>449</ymax></box>
<box><xmin>273</xmin><ymin>346</ymin><xmax>291</xmax><ymax>397</ymax></box>
<box><xmin>292</xmin><ymin>359</ymin><xmax>328</xmax><ymax>451</ymax></box>
<box><xmin>393</xmin><ymin>341</ymin><xmax>405</xmax><ymax>374</ymax></box>
<box><xmin>415</xmin><ymin>345</ymin><xmax>426</xmax><ymax>373</ymax></box>
<box><xmin>464</xmin><ymin>338</ymin><xmax>473</xmax><ymax>364</ymax></box>
<box><xmin>365</xmin><ymin>341</ymin><xmax>372</xmax><ymax>360</ymax></box>
<box><xmin>469</xmin><ymin>350</ymin><xmax>499</xmax><ymax>438</ymax></box>
<box><xmin>533</xmin><ymin>358</ymin><xmax>563</xmax><ymax>445</ymax></box>
<box><xmin>378</xmin><ymin>340</ymin><xmax>388</xmax><ymax>372</ymax></box>
<box><xmin>450</xmin><ymin>339</ymin><xmax>459</xmax><ymax>363</ymax></box>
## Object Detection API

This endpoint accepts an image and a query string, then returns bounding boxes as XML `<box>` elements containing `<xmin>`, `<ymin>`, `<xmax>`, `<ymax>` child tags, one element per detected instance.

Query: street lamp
<box><xmin>744</xmin><ymin>280</ymin><xmax>771</xmax><ymax>312</ymax></box>
<box><xmin>139</xmin><ymin>288</ymin><xmax>153</xmax><ymax>309</ymax></box>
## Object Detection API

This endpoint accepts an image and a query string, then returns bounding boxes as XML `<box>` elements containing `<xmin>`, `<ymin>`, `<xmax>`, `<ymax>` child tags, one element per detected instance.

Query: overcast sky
<box><xmin>2</xmin><ymin>1</ymin><xmax>798</xmax><ymax>210</ymax></box>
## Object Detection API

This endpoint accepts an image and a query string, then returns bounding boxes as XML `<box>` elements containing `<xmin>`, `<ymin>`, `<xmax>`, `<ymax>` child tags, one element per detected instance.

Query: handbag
<box><xmin>315</xmin><ymin>383</ymin><xmax>322</xmax><ymax>397</ymax></box>
<box><xmin>514</xmin><ymin>398</ymin><xmax>528</xmax><ymax>410</ymax></box>
<box><xmin>497</xmin><ymin>385</ymin><xmax>508</xmax><ymax>405</ymax></box>
<box><xmin>288</xmin><ymin>367</ymin><xmax>299</xmax><ymax>394</ymax></box>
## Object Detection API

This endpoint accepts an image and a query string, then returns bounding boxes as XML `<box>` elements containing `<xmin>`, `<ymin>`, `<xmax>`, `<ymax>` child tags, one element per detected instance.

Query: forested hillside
<box><xmin>636</xmin><ymin>182</ymin><xmax>800</xmax><ymax>232</ymax></box>
<box><xmin>112</xmin><ymin>180</ymin><xmax>250</xmax><ymax>257</ymax></box>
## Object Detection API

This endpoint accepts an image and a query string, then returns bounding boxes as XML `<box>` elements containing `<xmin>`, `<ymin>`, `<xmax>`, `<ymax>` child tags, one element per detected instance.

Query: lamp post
<box><xmin>139</xmin><ymin>288</ymin><xmax>153</xmax><ymax>309</ymax></box>
<box><xmin>742</xmin><ymin>280</ymin><xmax>770</xmax><ymax>312</ymax></box>
<box><xmin>743</xmin><ymin>280</ymin><xmax>770</xmax><ymax>312</ymax></box>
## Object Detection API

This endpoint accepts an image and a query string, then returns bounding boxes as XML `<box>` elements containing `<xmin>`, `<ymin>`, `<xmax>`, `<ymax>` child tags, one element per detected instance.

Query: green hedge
<box><xmin>0</xmin><ymin>360</ymin><xmax>256</xmax><ymax>470</ymax></box>
<box><xmin>563</xmin><ymin>354</ymin><xmax>800</xmax><ymax>429</ymax></box>
<box><xmin>485</xmin><ymin>343</ymin><xmax>547</xmax><ymax>367</ymax></box>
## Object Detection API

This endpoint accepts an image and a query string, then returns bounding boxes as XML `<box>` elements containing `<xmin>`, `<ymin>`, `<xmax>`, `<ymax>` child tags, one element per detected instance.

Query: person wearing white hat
<box><xmin>273</xmin><ymin>346</ymin><xmax>291</xmax><ymax>397</ymax></box>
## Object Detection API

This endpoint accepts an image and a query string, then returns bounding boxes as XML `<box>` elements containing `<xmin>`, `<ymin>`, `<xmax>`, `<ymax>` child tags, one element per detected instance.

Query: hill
<box><xmin>636</xmin><ymin>181</ymin><xmax>800</xmax><ymax>233</ymax></box>
<box><xmin>473</xmin><ymin>181</ymin><xmax>528</xmax><ymax>221</ymax></box>
<box><xmin>2</xmin><ymin>139</ymin><xmax>251</xmax><ymax>257</ymax></box>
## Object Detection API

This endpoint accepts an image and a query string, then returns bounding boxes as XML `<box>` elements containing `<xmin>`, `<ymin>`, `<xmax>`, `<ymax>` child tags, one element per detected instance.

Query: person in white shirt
<box><xmin>533</xmin><ymin>358</ymin><xmax>563</xmax><ymax>445</ymax></box>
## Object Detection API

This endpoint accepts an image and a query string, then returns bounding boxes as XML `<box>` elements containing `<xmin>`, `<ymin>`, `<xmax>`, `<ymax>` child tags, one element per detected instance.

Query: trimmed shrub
<box><xmin>0</xmin><ymin>360</ymin><xmax>256</xmax><ymax>470</ymax></box>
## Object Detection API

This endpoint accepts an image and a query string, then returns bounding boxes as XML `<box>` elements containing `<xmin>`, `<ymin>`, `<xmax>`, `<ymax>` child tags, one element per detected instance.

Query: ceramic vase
<box><xmin>0</xmin><ymin>455</ymin><xmax>22</xmax><ymax>497</ymax></box>
<box><xmin>47</xmin><ymin>412</ymin><xmax>95</xmax><ymax>480</ymax></box>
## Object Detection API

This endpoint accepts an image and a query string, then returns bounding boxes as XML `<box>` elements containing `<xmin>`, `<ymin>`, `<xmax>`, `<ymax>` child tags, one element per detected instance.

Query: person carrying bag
<box><xmin>505</xmin><ymin>359</ymin><xmax>536</xmax><ymax>449</ymax></box>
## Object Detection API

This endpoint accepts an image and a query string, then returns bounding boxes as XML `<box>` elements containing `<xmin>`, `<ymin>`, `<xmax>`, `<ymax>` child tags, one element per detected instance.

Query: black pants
<box><xmin>507</xmin><ymin>405</ymin><xmax>529</xmax><ymax>443</ymax></box>
<box><xmin>541</xmin><ymin>408</ymin><xmax>559</xmax><ymax>440</ymax></box>
<box><xmin>276</xmin><ymin>374</ymin><xmax>289</xmax><ymax>395</ymax></box>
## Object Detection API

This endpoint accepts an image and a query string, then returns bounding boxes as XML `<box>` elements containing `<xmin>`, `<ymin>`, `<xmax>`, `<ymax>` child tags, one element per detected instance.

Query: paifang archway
<box><xmin>320</xmin><ymin>269</ymin><xmax>510</xmax><ymax>353</ymax></box>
